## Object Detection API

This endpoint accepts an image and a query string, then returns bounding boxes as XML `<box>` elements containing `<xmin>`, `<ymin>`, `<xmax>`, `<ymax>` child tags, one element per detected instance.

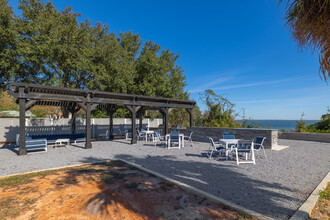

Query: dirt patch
<box><xmin>0</xmin><ymin>161</ymin><xmax>255</xmax><ymax>219</ymax></box>
<box><xmin>310</xmin><ymin>183</ymin><xmax>330</xmax><ymax>220</ymax></box>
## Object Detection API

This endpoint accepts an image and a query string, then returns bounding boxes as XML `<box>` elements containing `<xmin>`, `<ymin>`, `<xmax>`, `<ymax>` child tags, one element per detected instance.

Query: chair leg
<box><xmin>190</xmin><ymin>138</ymin><xmax>194</xmax><ymax>147</ymax></box>
<box><xmin>262</xmin><ymin>147</ymin><xmax>267</xmax><ymax>159</ymax></box>
<box><xmin>251</xmin><ymin>148</ymin><xmax>256</xmax><ymax>165</ymax></box>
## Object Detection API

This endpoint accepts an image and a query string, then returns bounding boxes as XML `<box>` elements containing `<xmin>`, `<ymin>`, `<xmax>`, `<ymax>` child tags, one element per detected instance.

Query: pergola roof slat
<box><xmin>9</xmin><ymin>83</ymin><xmax>196</xmax><ymax>109</ymax></box>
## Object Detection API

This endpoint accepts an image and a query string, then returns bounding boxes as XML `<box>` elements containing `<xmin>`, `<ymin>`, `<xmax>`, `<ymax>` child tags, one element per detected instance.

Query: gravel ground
<box><xmin>0</xmin><ymin>139</ymin><xmax>329</xmax><ymax>219</ymax></box>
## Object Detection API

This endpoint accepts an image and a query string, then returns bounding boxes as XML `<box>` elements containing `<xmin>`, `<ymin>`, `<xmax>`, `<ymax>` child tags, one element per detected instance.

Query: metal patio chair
<box><xmin>184</xmin><ymin>132</ymin><xmax>194</xmax><ymax>147</ymax></box>
<box><xmin>253</xmin><ymin>136</ymin><xmax>267</xmax><ymax>159</ymax></box>
<box><xmin>232</xmin><ymin>140</ymin><xmax>255</xmax><ymax>165</ymax></box>
<box><xmin>207</xmin><ymin>137</ymin><xmax>225</xmax><ymax>159</ymax></box>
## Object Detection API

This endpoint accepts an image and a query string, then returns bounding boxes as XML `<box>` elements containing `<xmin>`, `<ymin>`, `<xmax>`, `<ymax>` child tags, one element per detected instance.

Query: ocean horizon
<box><xmin>236</xmin><ymin>119</ymin><xmax>319</xmax><ymax>131</ymax></box>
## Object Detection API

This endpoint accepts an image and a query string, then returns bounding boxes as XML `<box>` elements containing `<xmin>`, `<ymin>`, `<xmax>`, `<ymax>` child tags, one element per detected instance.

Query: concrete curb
<box><xmin>118</xmin><ymin>158</ymin><xmax>274</xmax><ymax>220</ymax></box>
<box><xmin>289</xmin><ymin>171</ymin><xmax>330</xmax><ymax>220</ymax></box>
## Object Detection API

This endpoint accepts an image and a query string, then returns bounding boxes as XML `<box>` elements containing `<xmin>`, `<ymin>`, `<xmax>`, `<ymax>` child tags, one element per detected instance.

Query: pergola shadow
<box><xmin>76</xmin><ymin>155</ymin><xmax>299</xmax><ymax>219</ymax></box>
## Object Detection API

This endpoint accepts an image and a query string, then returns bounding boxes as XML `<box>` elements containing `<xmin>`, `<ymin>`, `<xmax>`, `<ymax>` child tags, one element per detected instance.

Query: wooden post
<box><xmin>18</xmin><ymin>87</ymin><xmax>27</xmax><ymax>155</ymax></box>
<box><xmin>85</xmin><ymin>101</ymin><xmax>92</xmax><ymax>149</ymax></box>
<box><xmin>127</xmin><ymin>105</ymin><xmax>140</xmax><ymax>144</ymax></box>
<box><xmin>186</xmin><ymin>108</ymin><xmax>193</xmax><ymax>127</ymax></box>
<box><xmin>161</xmin><ymin>107</ymin><xmax>169</xmax><ymax>135</ymax></box>
<box><xmin>71</xmin><ymin>108</ymin><xmax>76</xmax><ymax>134</ymax></box>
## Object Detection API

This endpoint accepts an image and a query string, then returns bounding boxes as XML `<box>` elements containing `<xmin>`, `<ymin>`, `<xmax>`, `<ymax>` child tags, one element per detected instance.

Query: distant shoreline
<box><xmin>236</xmin><ymin>119</ymin><xmax>319</xmax><ymax>131</ymax></box>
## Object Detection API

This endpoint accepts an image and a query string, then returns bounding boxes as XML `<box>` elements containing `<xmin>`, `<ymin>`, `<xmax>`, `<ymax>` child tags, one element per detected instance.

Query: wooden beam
<box><xmin>10</xmin><ymin>91</ymin><xmax>195</xmax><ymax>109</ymax></box>
<box><xmin>25</xmin><ymin>100</ymin><xmax>37</xmax><ymax>111</ymax></box>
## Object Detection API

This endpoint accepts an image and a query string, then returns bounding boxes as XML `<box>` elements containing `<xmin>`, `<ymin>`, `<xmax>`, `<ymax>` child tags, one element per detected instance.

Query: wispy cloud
<box><xmin>210</xmin><ymin>75</ymin><xmax>313</xmax><ymax>91</ymax></box>
<box><xmin>235</xmin><ymin>93</ymin><xmax>328</xmax><ymax>105</ymax></box>
<box><xmin>189</xmin><ymin>68</ymin><xmax>253</xmax><ymax>93</ymax></box>
<box><xmin>189</xmin><ymin>77</ymin><xmax>232</xmax><ymax>93</ymax></box>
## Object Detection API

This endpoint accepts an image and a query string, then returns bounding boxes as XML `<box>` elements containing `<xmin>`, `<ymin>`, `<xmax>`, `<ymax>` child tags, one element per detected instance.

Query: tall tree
<box><xmin>280</xmin><ymin>0</ymin><xmax>330</xmax><ymax>81</ymax></box>
<box><xmin>200</xmin><ymin>89</ymin><xmax>240</xmax><ymax>128</ymax></box>
<box><xmin>0</xmin><ymin>0</ymin><xmax>19</xmax><ymax>91</ymax></box>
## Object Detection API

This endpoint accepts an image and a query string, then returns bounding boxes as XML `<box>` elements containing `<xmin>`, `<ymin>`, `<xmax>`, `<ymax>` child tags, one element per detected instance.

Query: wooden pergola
<box><xmin>8</xmin><ymin>83</ymin><xmax>196</xmax><ymax>155</ymax></box>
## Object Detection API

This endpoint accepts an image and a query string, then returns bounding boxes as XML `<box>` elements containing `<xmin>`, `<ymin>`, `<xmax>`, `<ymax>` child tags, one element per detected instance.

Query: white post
<box><xmin>50</xmin><ymin>118</ymin><xmax>54</xmax><ymax>135</ymax></box>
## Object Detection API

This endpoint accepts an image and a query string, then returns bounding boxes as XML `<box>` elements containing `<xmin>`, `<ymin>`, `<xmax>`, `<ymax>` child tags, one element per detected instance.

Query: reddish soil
<box><xmin>0</xmin><ymin>161</ymin><xmax>255</xmax><ymax>220</ymax></box>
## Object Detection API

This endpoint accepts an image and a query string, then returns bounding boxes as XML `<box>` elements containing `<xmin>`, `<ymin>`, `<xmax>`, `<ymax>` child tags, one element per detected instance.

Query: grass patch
<box><xmin>0</xmin><ymin>196</ymin><xmax>38</xmax><ymax>220</ymax></box>
<box><xmin>310</xmin><ymin>183</ymin><xmax>330</xmax><ymax>219</ymax></box>
<box><xmin>0</xmin><ymin>169</ymin><xmax>61</xmax><ymax>188</ymax></box>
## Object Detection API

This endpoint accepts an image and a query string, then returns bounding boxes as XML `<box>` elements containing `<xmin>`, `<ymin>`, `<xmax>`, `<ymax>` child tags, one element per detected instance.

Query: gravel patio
<box><xmin>0</xmin><ymin>138</ymin><xmax>329</xmax><ymax>219</ymax></box>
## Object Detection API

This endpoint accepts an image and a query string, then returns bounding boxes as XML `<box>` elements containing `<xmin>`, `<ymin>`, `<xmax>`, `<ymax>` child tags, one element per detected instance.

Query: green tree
<box><xmin>280</xmin><ymin>0</ymin><xmax>329</xmax><ymax>81</ymax></box>
<box><xmin>296</xmin><ymin>112</ymin><xmax>308</xmax><ymax>132</ymax></box>
<box><xmin>0</xmin><ymin>0</ymin><xmax>19</xmax><ymax>91</ymax></box>
<box><xmin>307</xmin><ymin>107</ymin><xmax>330</xmax><ymax>132</ymax></box>
<box><xmin>200</xmin><ymin>89</ymin><xmax>240</xmax><ymax>128</ymax></box>
<box><xmin>0</xmin><ymin>91</ymin><xmax>18</xmax><ymax>111</ymax></box>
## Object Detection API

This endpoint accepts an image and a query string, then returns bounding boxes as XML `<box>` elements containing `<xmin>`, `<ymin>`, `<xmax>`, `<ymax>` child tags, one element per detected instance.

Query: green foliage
<box><xmin>91</xmin><ymin>108</ymin><xmax>108</xmax><ymax>118</ymax></box>
<box><xmin>199</xmin><ymin>89</ymin><xmax>240</xmax><ymax>128</ymax></box>
<box><xmin>239</xmin><ymin>108</ymin><xmax>262</xmax><ymax>128</ymax></box>
<box><xmin>1</xmin><ymin>0</ymin><xmax>189</xmax><ymax>119</ymax></box>
<box><xmin>296</xmin><ymin>112</ymin><xmax>308</xmax><ymax>132</ymax></box>
<box><xmin>280</xmin><ymin>0</ymin><xmax>330</xmax><ymax>81</ymax></box>
<box><xmin>0</xmin><ymin>0</ymin><xmax>19</xmax><ymax>91</ymax></box>
<box><xmin>319</xmin><ymin>184</ymin><xmax>330</xmax><ymax>200</ymax></box>
<box><xmin>296</xmin><ymin>109</ymin><xmax>330</xmax><ymax>133</ymax></box>
<box><xmin>0</xmin><ymin>91</ymin><xmax>18</xmax><ymax>111</ymax></box>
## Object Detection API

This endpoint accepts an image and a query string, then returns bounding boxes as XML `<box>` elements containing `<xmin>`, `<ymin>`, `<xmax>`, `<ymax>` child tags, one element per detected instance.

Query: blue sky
<box><xmin>8</xmin><ymin>0</ymin><xmax>329</xmax><ymax>120</ymax></box>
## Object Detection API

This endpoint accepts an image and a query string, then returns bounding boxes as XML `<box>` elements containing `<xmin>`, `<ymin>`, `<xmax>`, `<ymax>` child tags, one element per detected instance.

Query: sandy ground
<box><xmin>0</xmin><ymin>161</ymin><xmax>254</xmax><ymax>220</ymax></box>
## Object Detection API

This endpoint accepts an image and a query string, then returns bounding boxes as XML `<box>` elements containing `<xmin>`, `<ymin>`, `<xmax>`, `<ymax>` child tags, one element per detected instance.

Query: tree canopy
<box><xmin>0</xmin><ymin>0</ymin><xmax>189</xmax><ymax>120</ymax></box>
<box><xmin>0</xmin><ymin>0</ymin><xmax>188</xmax><ymax>97</ymax></box>
<box><xmin>280</xmin><ymin>0</ymin><xmax>330</xmax><ymax>81</ymax></box>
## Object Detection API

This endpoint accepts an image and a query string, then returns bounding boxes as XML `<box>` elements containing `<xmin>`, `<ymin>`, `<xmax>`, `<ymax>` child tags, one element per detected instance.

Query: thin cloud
<box><xmin>189</xmin><ymin>68</ymin><xmax>253</xmax><ymax>93</ymax></box>
<box><xmin>189</xmin><ymin>77</ymin><xmax>232</xmax><ymax>93</ymax></box>
<box><xmin>211</xmin><ymin>75</ymin><xmax>313</xmax><ymax>91</ymax></box>
<box><xmin>235</xmin><ymin>93</ymin><xmax>328</xmax><ymax>104</ymax></box>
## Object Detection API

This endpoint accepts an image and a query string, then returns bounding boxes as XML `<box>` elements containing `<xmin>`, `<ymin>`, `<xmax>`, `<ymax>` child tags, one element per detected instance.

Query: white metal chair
<box><xmin>154</xmin><ymin>131</ymin><xmax>167</xmax><ymax>146</ymax></box>
<box><xmin>207</xmin><ymin>137</ymin><xmax>225</xmax><ymax>159</ymax></box>
<box><xmin>167</xmin><ymin>132</ymin><xmax>181</xmax><ymax>149</ymax></box>
<box><xmin>136</xmin><ymin>130</ymin><xmax>146</xmax><ymax>141</ymax></box>
<box><xmin>125</xmin><ymin>129</ymin><xmax>131</xmax><ymax>140</ymax></box>
<box><xmin>253</xmin><ymin>137</ymin><xmax>267</xmax><ymax>159</ymax></box>
<box><xmin>232</xmin><ymin>140</ymin><xmax>255</xmax><ymax>165</ymax></box>
<box><xmin>184</xmin><ymin>132</ymin><xmax>194</xmax><ymax>147</ymax></box>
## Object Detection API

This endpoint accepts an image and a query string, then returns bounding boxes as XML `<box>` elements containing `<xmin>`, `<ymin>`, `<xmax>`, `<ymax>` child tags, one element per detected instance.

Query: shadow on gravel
<box><xmin>0</xmin><ymin>144</ymin><xmax>18</xmax><ymax>154</ymax></box>
<box><xmin>90</xmin><ymin>154</ymin><xmax>299</xmax><ymax>220</ymax></box>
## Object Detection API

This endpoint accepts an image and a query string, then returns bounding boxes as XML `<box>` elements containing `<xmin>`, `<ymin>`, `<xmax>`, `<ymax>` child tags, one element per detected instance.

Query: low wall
<box><xmin>0</xmin><ymin>118</ymin><xmax>162</xmax><ymax>143</ymax></box>
<box><xmin>279</xmin><ymin>132</ymin><xmax>330</xmax><ymax>143</ymax></box>
<box><xmin>176</xmin><ymin>127</ymin><xmax>278</xmax><ymax>149</ymax></box>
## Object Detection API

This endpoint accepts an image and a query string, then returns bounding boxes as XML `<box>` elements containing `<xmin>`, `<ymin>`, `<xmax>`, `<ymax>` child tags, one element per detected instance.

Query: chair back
<box><xmin>223</xmin><ymin>134</ymin><xmax>235</xmax><ymax>139</ymax></box>
<box><xmin>154</xmin><ymin>131</ymin><xmax>161</xmax><ymax>141</ymax></box>
<box><xmin>208</xmin><ymin>137</ymin><xmax>215</xmax><ymax>147</ymax></box>
<box><xmin>189</xmin><ymin>132</ymin><xmax>193</xmax><ymax>139</ymax></box>
<box><xmin>171</xmin><ymin>130</ymin><xmax>179</xmax><ymax>134</ymax></box>
<box><xmin>170</xmin><ymin>133</ymin><xmax>179</xmax><ymax>142</ymax></box>
<box><xmin>223</xmin><ymin>131</ymin><xmax>231</xmax><ymax>135</ymax></box>
<box><xmin>255</xmin><ymin>137</ymin><xmax>266</xmax><ymax>144</ymax></box>
<box><xmin>237</xmin><ymin>140</ymin><xmax>253</xmax><ymax>150</ymax></box>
